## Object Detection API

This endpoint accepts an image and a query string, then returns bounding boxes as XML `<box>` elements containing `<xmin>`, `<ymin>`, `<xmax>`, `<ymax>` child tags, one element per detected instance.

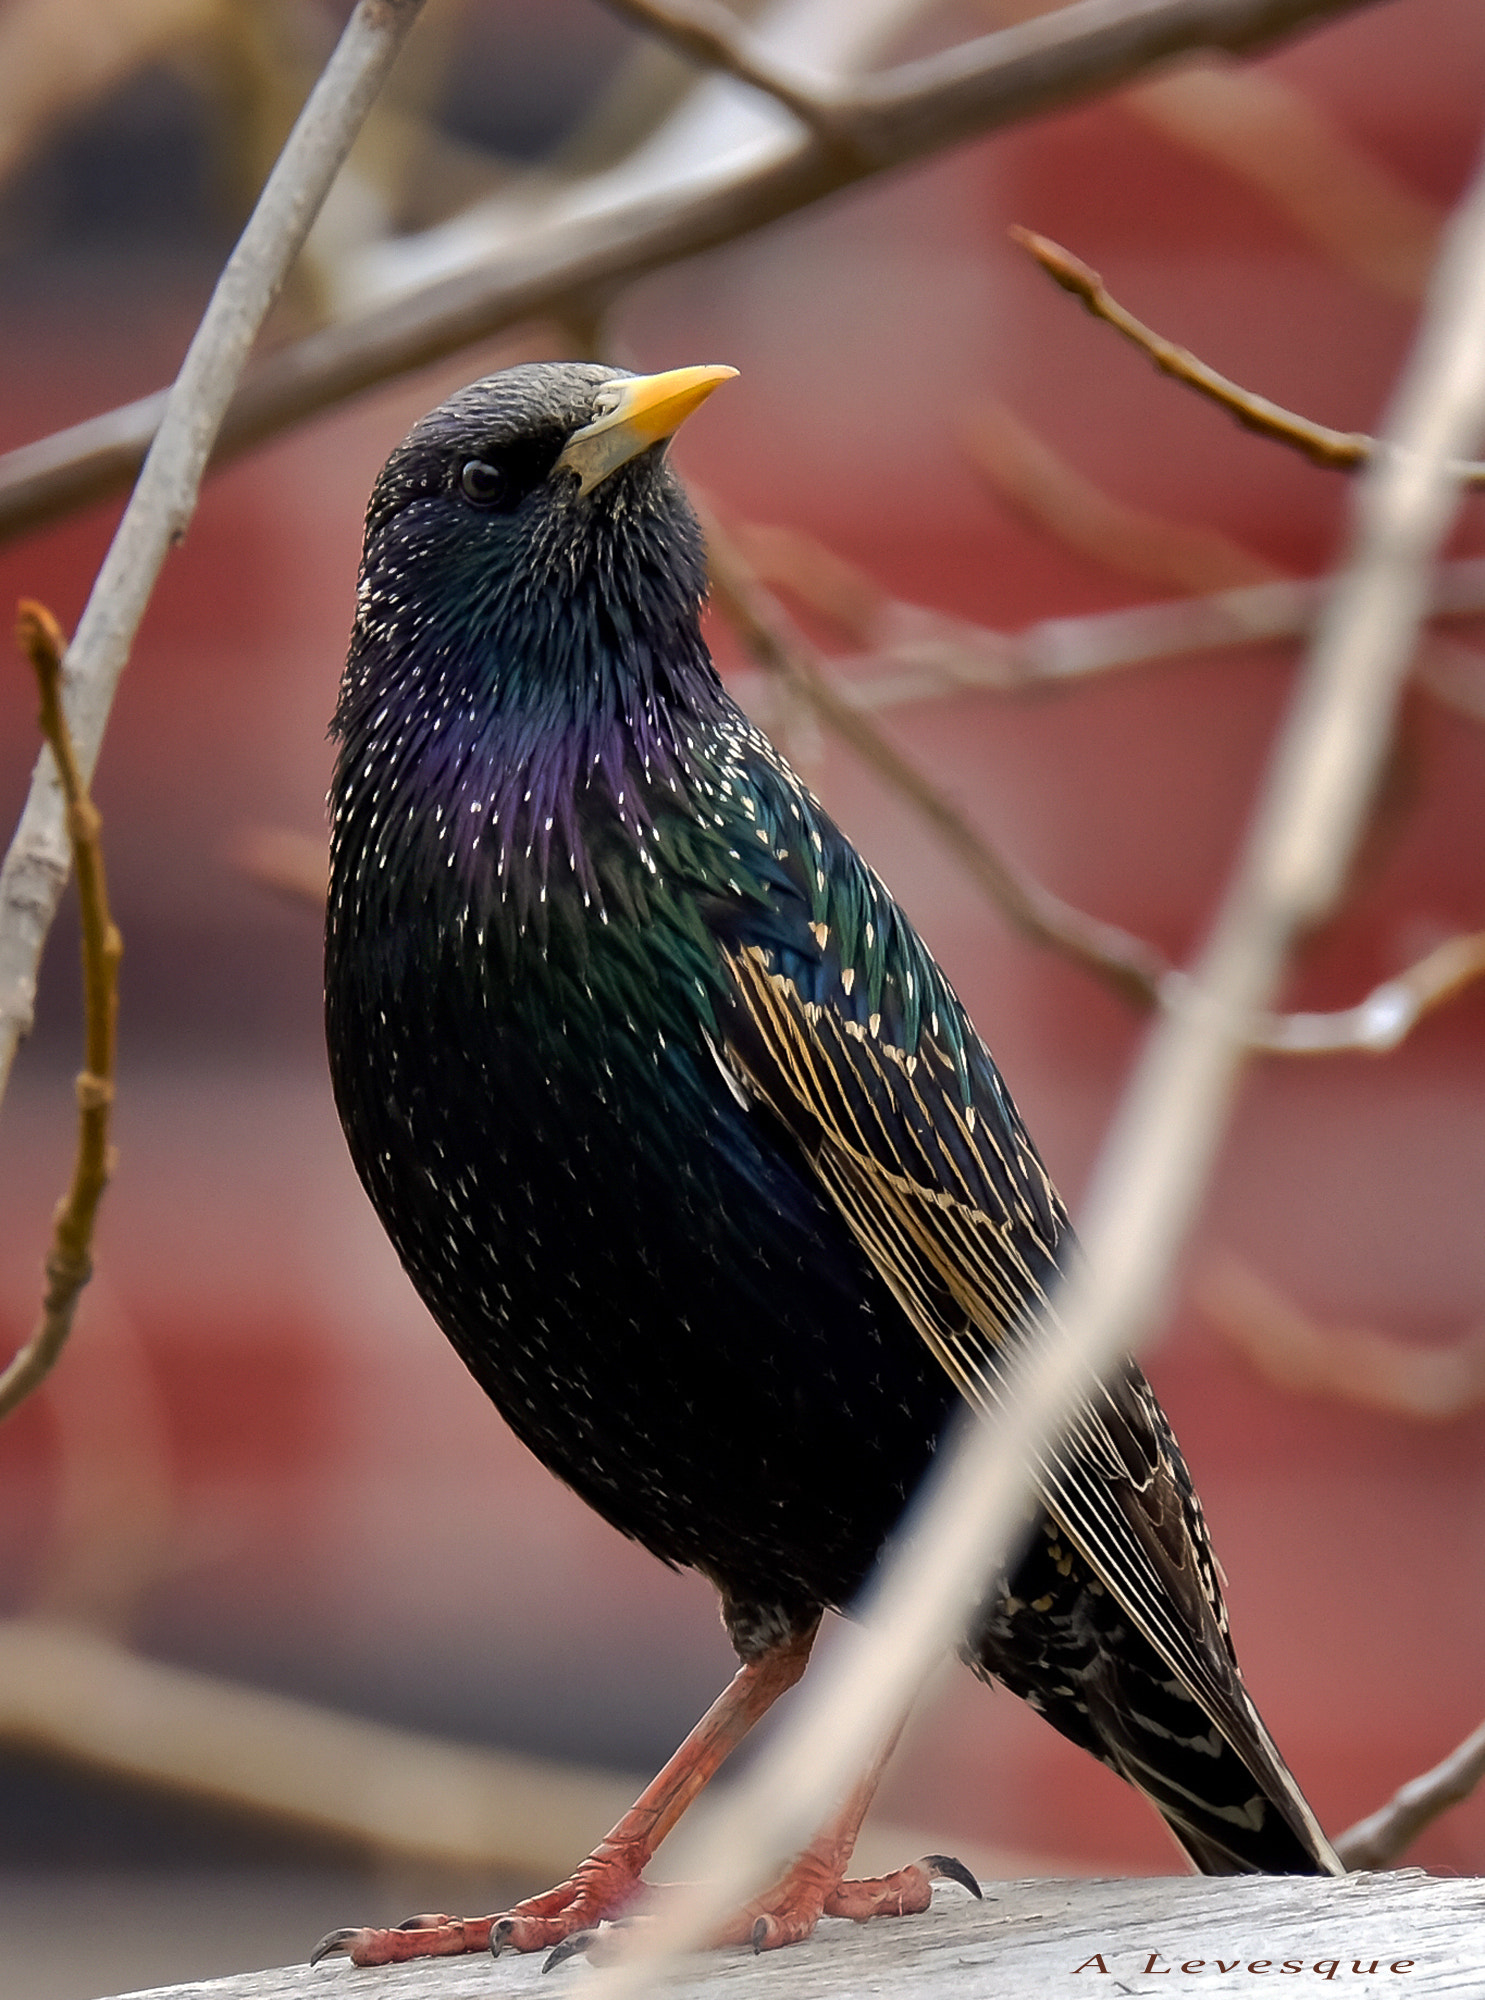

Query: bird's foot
<box><xmin>310</xmin><ymin>1912</ymin><xmax>496</xmax><ymax>1967</ymax></box>
<box><xmin>726</xmin><ymin>1850</ymin><xmax>980</xmax><ymax>1953</ymax></box>
<box><xmin>486</xmin><ymin>1842</ymin><xmax>652</xmax><ymax>1956</ymax></box>
<box><xmin>309</xmin><ymin>1842</ymin><xmax>653</xmax><ymax>1970</ymax></box>
<box><xmin>541</xmin><ymin>1851</ymin><xmax>982</xmax><ymax>1967</ymax></box>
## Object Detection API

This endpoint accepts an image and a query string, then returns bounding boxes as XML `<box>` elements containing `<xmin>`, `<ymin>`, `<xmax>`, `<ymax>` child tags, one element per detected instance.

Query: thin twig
<box><xmin>0</xmin><ymin>604</ymin><xmax>120</xmax><ymax>1424</ymax></box>
<box><xmin>1199</xmin><ymin>1255</ymin><xmax>1485</xmax><ymax>1420</ymax></box>
<box><xmin>0</xmin><ymin>0</ymin><xmax>427</xmax><ymax>1114</ymax></box>
<box><xmin>588</xmin><ymin>122</ymin><xmax>1485</xmax><ymax>1992</ymax></box>
<box><xmin>598</xmin><ymin>0</ymin><xmax>854</xmax><ymax>150</ymax></box>
<box><xmin>956</xmin><ymin>401</ymin><xmax>1485</xmax><ymax>725</ymax></box>
<box><xmin>734</xmin><ymin>521</ymin><xmax>1485</xmax><ymax>711</ymax></box>
<box><xmin>1336</xmin><ymin>1720</ymin><xmax>1485</xmax><ymax>1869</ymax></box>
<box><xmin>0</xmin><ymin>1615</ymin><xmax>638</xmax><ymax>1880</ymax></box>
<box><xmin>0</xmin><ymin>1614</ymin><xmax>1052</xmax><ymax>1885</ymax></box>
<box><xmin>0</xmin><ymin>0</ymin><xmax>1383</xmax><ymax>545</ymax></box>
<box><xmin>1014</xmin><ymin>226</ymin><xmax>1485</xmax><ymax>484</ymax></box>
<box><xmin>715</xmin><ymin>518</ymin><xmax>1485</xmax><ymax>1054</ymax></box>
<box><xmin>702</xmin><ymin>505</ymin><xmax>1171</xmax><ymax>1009</ymax></box>
<box><xmin>1253</xmin><ymin>929</ymin><xmax>1485</xmax><ymax>1053</ymax></box>
<box><xmin>229</xmin><ymin>824</ymin><xmax>332</xmax><ymax>908</ymax></box>
<box><xmin>850</xmin><ymin>561</ymin><xmax>1485</xmax><ymax>703</ymax></box>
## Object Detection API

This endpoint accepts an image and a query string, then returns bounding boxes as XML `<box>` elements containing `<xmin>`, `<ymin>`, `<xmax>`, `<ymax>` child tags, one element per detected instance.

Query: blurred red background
<box><xmin>0</xmin><ymin>1</ymin><xmax>1482</xmax><ymax>1989</ymax></box>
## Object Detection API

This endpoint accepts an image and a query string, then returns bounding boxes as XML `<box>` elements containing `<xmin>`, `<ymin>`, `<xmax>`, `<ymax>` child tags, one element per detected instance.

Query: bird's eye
<box><xmin>459</xmin><ymin>459</ymin><xmax>506</xmax><ymax>507</ymax></box>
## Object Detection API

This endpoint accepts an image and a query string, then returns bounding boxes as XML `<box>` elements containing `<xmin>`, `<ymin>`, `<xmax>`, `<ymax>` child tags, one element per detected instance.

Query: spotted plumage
<box><xmin>324</xmin><ymin>362</ymin><xmax>1339</xmax><ymax>1950</ymax></box>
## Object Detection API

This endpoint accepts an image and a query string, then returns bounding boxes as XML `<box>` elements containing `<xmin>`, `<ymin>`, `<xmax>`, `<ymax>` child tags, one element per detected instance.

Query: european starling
<box><xmin>317</xmin><ymin>363</ymin><xmax>1341</xmax><ymax>1968</ymax></box>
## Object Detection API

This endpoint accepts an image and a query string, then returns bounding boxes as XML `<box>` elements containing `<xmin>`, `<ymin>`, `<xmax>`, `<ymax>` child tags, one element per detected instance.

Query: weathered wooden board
<box><xmin>102</xmin><ymin>1871</ymin><xmax>1482</xmax><ymax>2000</ymax></box>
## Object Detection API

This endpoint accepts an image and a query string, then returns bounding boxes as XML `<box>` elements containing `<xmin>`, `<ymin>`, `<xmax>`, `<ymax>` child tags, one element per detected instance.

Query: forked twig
<box><xmin>0</xmin><ymin>604</ymin><xmax>121</xmax><ymax>1424</ymax></box>
<box><xmin>599</xmin><ymin>0</ymin><xmax>855</xmax><ymax>150</ymax></box>
<box><xmin>714</xmin><ymin>517</ymin><xmax>1485</xmax><ymax>1053</ymax></box>
<box><xmin>1337</xmin><ymin>1720</ymin><xmax>1485</xmax><ymax>1869</ymax></box>
<box><xmin>1255</xmin><ymin>929</ymin><xmax>1485</xmax><ymax>1054</ymax></box>
<box><xmin>1013</xmin><ymin>225</ymin><xmax>1485</xmax><ymax>484</ymax></box>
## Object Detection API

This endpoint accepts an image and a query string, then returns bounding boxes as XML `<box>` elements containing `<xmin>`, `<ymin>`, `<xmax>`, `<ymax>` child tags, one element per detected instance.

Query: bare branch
<box><xmin>0</xmin><ymin>0</ymin><xmax>428</xmax><ymax>1114</ymax></box>
<box><xmin>702</xmin><ymin>506</ymin><xmax>1171</xmax><ymax>1009</ymax></box>
<box><xmin>0</xmin><ymin>1615</ymin><xmax>638</xmax><ymax>1880</ymax></box>
<box><xmin>0</xmin><ymin>0</ymin><xmax>1383</xmax><ymax>545</ymax></box>
<box><xmin>0</xmin><ymin>1616</ymin><xmax>1052</xmax><ymax>1885</ymax></box>
<box><xmin>1014</xmin><ymin>226</ymin><xmax>1485</xmax><ymax>483</ymax></box>
<box><xmin>1337</xmin><ymin>1720</ymin><xmax>1485</xmax><ymax>1869</ymax></box>
<box><xmin>0</xmin><ymin>604</ymin><xmax>120</xmax><ymax>1424</ymax></box>
<box><xmin>723</xmin><ymin>523</ymin><xmax>1485</xmax><ymax>1057</ymax></box>
<box><xmin>957</xmin><ymin>402</ymin><xmax>1485</xmax><ymax>724</ymax></box>
<box><xmin>1199</xmin><ymin>1255</ymin><xmax>1485</xmax><ymax>1419</ymax></box>
<box><xmin>731</xmin><ymin>520</ymin><xmax>1485</xmax><ymax>709</ymax></box>
<box><xmin>1254</xmin><ymin>929</ymin><xmax>1485</xmax><ymax>1054</ymax></box>
<box><xmin>597</xmin><ymin>0</ymin><xmax>854</xmax><ymax>148</ymax></box>
<box><xmin>586</xmin><ymin>121</ymin><xmax>1485</xmax><ymax>1991</ymax></box>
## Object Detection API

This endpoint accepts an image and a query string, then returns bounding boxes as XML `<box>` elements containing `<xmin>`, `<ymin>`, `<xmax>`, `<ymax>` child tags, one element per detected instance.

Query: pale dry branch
<box><xmin>0</xmin><ymin>1615</ymin><xmax>638</xmax><ymax>1881</ymax></box>
<box><xmin>733</xmin><ymin>520</ymin><xmax>1485</xmax><ymax>713</ymax></box>
<box><xmin>1336</xmin><ymin>1720</ymin><xmax>1485</xmax><ymax>1870</ymax></box>
<box><xmin>587</xmin><ymin>121</ymin><xmax>1485</xmax><ymax>1993</ymax></box>
<box><xmin>1198</xmin><ymin>1255</ymin><xmax>1485</xmax><ymax>1420</ymax></box>
<box><xmin>720</xmin><ymin>522</ymin><xmax>1485</xmax><ymax>1059</ymax></box>
<box><xmin>0</xmin><ymin>1616</ymin><xmax>1057</xmax><ymax>1887</ymax></box>
<box><xmin>0</xmin><ymin>0</ymin><xmax>428</xmax><ymax>1116</ymax></box>
<box><xmin>1253</xmin><ymin>929</ymin><xmax>1485</xmax><ymax>1055</ymax></box>
<box><xmin>0</xmin><ymin>605</ymin><xmax>120</xmax><ymax>1426</ymax></box>
<box><xmin>957</xmin><ymin>403</ymin><xmax>1485</xmax><ymax>725</ymax></box>
<box><xmin>1015</xmin><ymin>226</ymin><xmax>1485</xmax><ymax>484</ymax></box>
<box><xmin>0</xmin><ymin>0</ymin><xmax>1384</xmax><ymax>545</ymax></box>
<box><xmin>598</xmin><ymin>0</ymin><xmax>854</xmax><ymax>148</ymax></box>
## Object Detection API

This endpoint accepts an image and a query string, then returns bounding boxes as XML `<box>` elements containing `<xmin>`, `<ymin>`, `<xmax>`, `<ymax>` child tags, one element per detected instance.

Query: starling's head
<box><xmin>333</xmin><ymin>362</ymin><xmax>737</xmax><ymax>905</ymax></box>
<box><xmin>353</xmin><ymin>361</ymin><xmax>736</xmax><ymax>660</ymax></box>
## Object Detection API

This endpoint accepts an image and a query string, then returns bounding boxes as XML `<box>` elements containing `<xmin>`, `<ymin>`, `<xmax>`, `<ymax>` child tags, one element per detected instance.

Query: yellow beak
<box><xmin>555</xmin><ymin>365</ymin><xmax>738</xmax><ymax>496</ymax></box>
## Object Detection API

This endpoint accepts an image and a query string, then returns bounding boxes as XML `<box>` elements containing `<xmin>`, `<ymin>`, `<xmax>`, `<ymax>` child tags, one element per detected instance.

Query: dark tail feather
<box><xmin>1082</xmin><ymin>1671</ymin><xmax>1345</xmax><ymax>1876</ymax></box>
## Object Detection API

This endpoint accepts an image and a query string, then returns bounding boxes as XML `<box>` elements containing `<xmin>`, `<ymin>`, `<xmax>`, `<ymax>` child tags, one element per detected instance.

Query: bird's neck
<box><xmin>330</xmin><ymin>586</ymin><xmax>730</xmax><ymax>932</ymax></box>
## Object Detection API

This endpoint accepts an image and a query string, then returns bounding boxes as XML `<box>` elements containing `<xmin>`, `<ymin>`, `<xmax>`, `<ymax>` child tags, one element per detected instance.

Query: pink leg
<box><xmin>711</xmin><ymin>1723</ymin><xmax>981</xmax><ymax>1954</ymax></box>
<box><xmin>310</xmin><ymin>1623</ymin><xmax>818</xmax><ymax>1969</ymax></box>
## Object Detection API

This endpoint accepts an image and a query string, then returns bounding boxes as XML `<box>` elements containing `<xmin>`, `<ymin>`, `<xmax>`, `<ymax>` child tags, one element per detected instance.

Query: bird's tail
<box><xmin>1080</xmin><ymin>1656</ymin><xmax>1344</xmax><ymax>1876</ymax></box>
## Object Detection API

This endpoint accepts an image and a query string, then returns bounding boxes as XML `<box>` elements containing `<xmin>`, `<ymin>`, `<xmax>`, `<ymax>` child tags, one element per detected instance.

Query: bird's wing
<box><xmin>704</xmin><ymin>786</ymin><xmax>1288</xmax><ymax>1776</ymax></box>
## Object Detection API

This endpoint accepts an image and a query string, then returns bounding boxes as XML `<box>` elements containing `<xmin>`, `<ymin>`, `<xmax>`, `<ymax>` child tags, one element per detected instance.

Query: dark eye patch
<box><xmin>460</xmin><ymin>459</ymin><xmax>506</xmax><ymax>506</ymax></box>
<box><xmin>453</xmin><ymin>428</ymin><xmax>567</xmax><ymax>513</ymax></box>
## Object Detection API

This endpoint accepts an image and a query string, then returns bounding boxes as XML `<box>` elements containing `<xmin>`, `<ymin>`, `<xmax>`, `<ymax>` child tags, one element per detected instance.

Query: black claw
<box><xmin>921</xmin><ymin>1854</ymin><xmax>982</xmax><ymax>1899</ymax></box>
<box><xmin>490</xmin><ymin>1916</ymin><xmax>518</xmax><ymax>1958</ymax></box>
<box><xmin>751</xmin><ymin>1915</ymin><xmax>770</xmax><ymax>1955</ymax></box>
<box><xmin>543</xmin><ymin>1928</ymin><xmax>600</xmax><ymax>1973</ymax></box>
<box><xmin>309</xmin><ymin>1927</ymin><xmax>359</xmax><ymax>1966</ymax></box>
